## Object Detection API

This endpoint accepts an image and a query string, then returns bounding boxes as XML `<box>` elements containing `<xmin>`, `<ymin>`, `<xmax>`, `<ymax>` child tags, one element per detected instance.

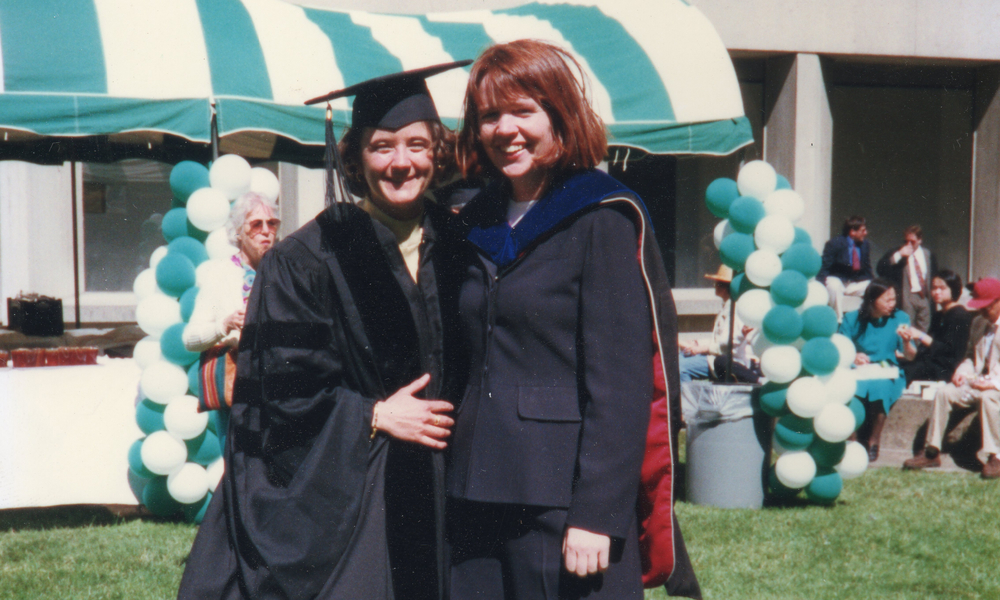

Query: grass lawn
<box><xmin>2</xmin><ymin>468</ymin><xmax>998</xmax><ymax>599</ymax></box>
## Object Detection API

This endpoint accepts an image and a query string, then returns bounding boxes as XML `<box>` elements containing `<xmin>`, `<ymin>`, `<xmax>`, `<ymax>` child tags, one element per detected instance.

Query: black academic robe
<box><xmin>177</xmin><ymin>201</ymin><xmax>463</xmax><ymax>600</ymax></box>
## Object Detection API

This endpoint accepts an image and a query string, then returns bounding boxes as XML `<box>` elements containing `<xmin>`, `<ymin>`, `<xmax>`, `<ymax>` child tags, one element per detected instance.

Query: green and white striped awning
<box><xmin>0</xmin><ymin>0</ymin><xmax>752</xmax><ymax>163</ymax></box>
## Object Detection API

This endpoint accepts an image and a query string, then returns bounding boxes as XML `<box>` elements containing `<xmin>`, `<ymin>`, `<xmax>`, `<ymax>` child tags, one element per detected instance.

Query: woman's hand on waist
<box><xmin>562</xmin><ymin>526</ymin><xmax>610</xmax><ymax>578</ymax></box>
<box><xmin>373</xmin><ymin>374</ymin><xmax>454</xmax><ymax>449</ymax></box>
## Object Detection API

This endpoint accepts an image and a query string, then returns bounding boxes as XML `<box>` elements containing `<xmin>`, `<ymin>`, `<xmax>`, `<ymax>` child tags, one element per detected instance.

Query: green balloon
<box><xmin>763</xmin><ymin>305</ymin><xmax>803</xmax><ymax>345</ymax></box>
<box><xmin>187</xmin><ymin>218</ymin><xmax>210</xmax><ymax>242</ymax></box>
<box><xmin>170</xmin><ymin>197</ymin><xmax>186</xmax><ymax>210</ymax></box>
<box><xmin>180</xmin><ymin>286</ymin><xmax>199</xmax><ymax>322</ymax></box>
<box><xmin>768</xmin><ymin>468</ymin><xmax>801</xmax><ymax>496</ymax></box>
<box><xmin>170</xmin><ymin>161</ymin><xmax>210</xmax><ymax>205</ymax></box>
<box><xmin>187</xmin><ymin>430</ymin><xmax>223</xmax><ymax>466</ymax></box>
<box><xmin>728</xmin><ymin>197</ymin><xmax>766</xmax><ymax>234</ymax></box>
<box><xmin>156</xmin><ymin>253</ymin><xmax>196</xmax><ymax>298</ymax></box>
<box><xmin>719</xmin><ymin>233</ymin><xmax>756</xmax><ymax>270</ymax></box>
<box><xmin>801</xmin><ymin>306</ymin><xmax>839</xmax><ymax>339</ymax></box>
<box><xmin>168</xmin><ymin>236</ymin><xmax>209</xmax><ymax>268</ymax></box>
<box><xmin>781</xmin><ymin>243</ymin><xmax>822</xmax><ymax>278</ymax></box>
<box><xmin>705</xmin><ymin>178</ymin><xmax>739</xmax><ymax>219</ymax></box>
<box><xmin>142</xmin><ymin>476</ymin><xmax>183</xmax><ymax>517</ymax></box>
<box><xmin>183</xmin><ymin>492</ymin><xmax>213</xmax><ymax>524</ymax></box>
<box><xmin>806</xmin><ymin>468</ymin><xmax>843</xmax><ymax>504</ymax></box>
<box><xmin>776</xmin><ymin>174</ymin><xmax>792</xmax><ymax>190</ymax></box>
<box><xmin>128</xmin><ymin>438</ymin><xmax>155</xmax><ymax>479</ymax></box>
<box><xmin>188</xmin><ymin>362</ymin><xmax>201</xmax><ymax>397</ymax></box>
<box><xmin>770</xmin><ymin>270</ymin><xmax>809</xmax><ymax>307</ymax></box>
<box><xmin>162</xmin><ymin>208</ymin><xmax>189</xmax><ymax>243</ymax></box>
<box><xmin>793</xmin><ymin>227</ymin><xmax>812</xmax><ymax>246</ymax></box>
<box><xmin>161</xmin><ymin>322</ymin><xmax>199</xmax><ymax>367</ymax></box>
<box><xmin>135</xmin><ymin>399</ymin><xmax>167</xmax><ymax>435</ymax></box>
<box><xmin>775</xmin><ymin>414</ymin><xmax>815</xmax><ymax>451</ymax></box>
<box><xmin>759</xmin><ymin>381</ymin><xmax>791</xmax><ymax>417</ymax></box>
<box><xmin>808</xmin><ymin>438</ymin><xmax>847</xmax><ymax>468</ymax></box>
<box><xmin>848</xmin><ymin>397</ymin><xmax>866</xmax><ymax>432</ymax></box>
<box><xmin>801</xmin><ymin>338</ymin><xmax>840</xmax><ymax>376</ymax></box>
<box><xmin>730</xmin><ymin>272</ymin><xmax>759</xmax><ymax>299</ymax></box>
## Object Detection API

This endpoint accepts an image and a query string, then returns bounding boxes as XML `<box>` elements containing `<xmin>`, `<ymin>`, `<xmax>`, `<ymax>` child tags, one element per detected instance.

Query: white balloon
<box><xmin>135</xmin><ymin>294</ymin><xmax>181</xmax><ymax>338</ymax></box>
<box><xmin>164</xmin><ymin>395</ymin><xmax>209</xmax><ymax>440</ymax></box>
<box><xmin>205</xmin><ymin>228</ymin><xmax>239</xmax><ymax>261</ymax></box>
<box><xmin>209</xmin><ymin>154</ymin><xmax>252</xmax><ymax>200</ymax></box>
<box><xmin>760</xmin><ymin>345</ymin><xmax>802</xmax><ymax>384</ymax></box>
<box><xmin>752</xmin><ymin>332</ymin><xmax>776</xmax><ymax>357</ymax></box>
<box><xmin>737</xmin><ymin>160</ymin><xmax>777</xmax><ymax>200</ymax></box>
<box><xmin>133</xmin><ymin>268</ymin><xmax>161</xmax><ymax>301</ymax></box>
<box><xmin>745</xmin><ymin>249</ymin><xmax>783</xmax><ymax>287</ymax></box>
<box><xmin>141</xmin><ymin>431</ymin><xmax>188</xmax><ymax>476</ymax></box>
<box><xmin>754</xmin><ymin>215</ymin><xmax>796</xmax><ymax>254</ymax></box>
<box><xmin>798</xmin><ymin>280</ymin><xmax>830</xmax><ymax>312</ymax></box>
<box><xmin>821</xmin><ymin>368</ymin><xmax>857</xmax><ymax>404</ymax></box>
<box><xmin>249</xmin><ymin>167</ymin><xmax>280</xmax><ymax>202</ymax></box>
<box><xmin>830</xmin><ymin>333</ymin><xmax>858</xmax><ymax>370</ymax></box>
<box><xmin>814</xmin><ymin>403</ymin><xmax>856</xmax><ymax>443</ymax></box>
<box><xmin>187</xmin><ymin>187</ymin><xmax>231</xmax><ymax>232</ymax></box>
<box><xmin>206</xmin><ymin>458</ymin><xmax>225</xmax><ymax>492</ymax></box>
<box><xmin>167</xmin><ymin>463</ymin><xmax>209</xmax><ymax>504</ymax></box>
<box><xmin>787</xmin><ymin>376</ymin><xmax>827</xmax><ymax>418</ymax></box>
<box><xmin>775</xmin><ymin>450</ymin><xmax>816</xmax><ymax>489</ymax></box>
<box><xmin>713</xmin><ymin>219</ymin><xmax>734</xmax><ymax>250</ymax></box>
<box><xmin>836</xmin><ymin>441</ymin><xmax>869</xmax><ymax>479</ymax></box>
<box><xmin>140</xmin><ymin>360</ymin><xmax>189</xmax><ymax>404</ymax></box>
<box><xmin>736</xmin><ymin>289</ymin><xmax>774</xmax><ymax>329</ymax></box>
<box><xmin>133</xmin><ymin>336</ymin><xmax>163</xmax><ymax>370</ymax></box>
<box><xmin>763</xmin><ymin>189</ymin><xmax>806</xmax><ymax>222</ymax></box>
<box><xmin>149</xmin><ymin>246</ymin><xmax>169</xmax><ymax>269</ymax></box>
<box><xmin>196</xmin><ymin>259</ymin><xmax>244</xmax><ymax>289</ymax></box>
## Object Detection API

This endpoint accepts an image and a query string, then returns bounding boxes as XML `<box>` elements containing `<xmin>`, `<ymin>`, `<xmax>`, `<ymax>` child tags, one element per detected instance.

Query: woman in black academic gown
<box><xmin>447</xmin><ymin>40</ymin><xmax>701</xmax><ymax>600</ymax></box>
<box><xmin>177</xmin><ymin>62</ymin><xmax>469</xmax><ymax>600</ymax></box>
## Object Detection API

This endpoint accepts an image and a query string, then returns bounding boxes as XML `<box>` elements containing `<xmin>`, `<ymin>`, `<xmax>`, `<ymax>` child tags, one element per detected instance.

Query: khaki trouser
<box><xmin>926</xmin><ymin>383</ymin><xmax>1000</xmax><ymax>464</ymax></box>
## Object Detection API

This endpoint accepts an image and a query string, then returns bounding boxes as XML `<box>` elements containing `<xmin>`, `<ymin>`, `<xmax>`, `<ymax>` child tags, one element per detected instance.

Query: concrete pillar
<box><xmin>278</xmin><ymin>163</ymin><xmax>327</xmax><ymax>234</ymax></box>
<box><xmin>763</xmin><ymin>53</ymin><xmax>833</xmax><ymax>247</ymax></box>
<box><xmin>971</xmin><ymin>65</ymin><xmax>1000</xmax><ymax>280</ymax></box>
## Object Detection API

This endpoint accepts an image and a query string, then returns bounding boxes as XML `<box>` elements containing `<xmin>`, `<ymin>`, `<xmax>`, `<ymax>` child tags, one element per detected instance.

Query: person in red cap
<box><xmin>904</xmin><ymin>277</ymin><xmax>1000</xmax><ymax>478</ymax></box>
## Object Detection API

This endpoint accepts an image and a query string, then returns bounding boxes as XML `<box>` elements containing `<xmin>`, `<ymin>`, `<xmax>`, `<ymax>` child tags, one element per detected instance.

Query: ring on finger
<box><xmin>434</xmin><ymin>416</ymin><xmax>441</xmax><ymax>426</ymax></box>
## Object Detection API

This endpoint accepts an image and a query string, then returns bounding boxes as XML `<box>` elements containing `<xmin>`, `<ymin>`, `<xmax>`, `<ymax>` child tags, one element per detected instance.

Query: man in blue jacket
<box><xmin>818</xmin><ymin>215</ymin><xmax>874</xmax><ymax>321</ymax></box>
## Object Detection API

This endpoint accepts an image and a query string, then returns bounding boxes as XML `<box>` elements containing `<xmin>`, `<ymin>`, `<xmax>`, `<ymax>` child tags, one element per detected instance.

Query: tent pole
<box><xmin>211</xmin><ymin>102</ymin><xmax>219</xmax><ymax>161</ymax></box>
<box><xmin>70</xmin><ymin>162</ymin><xmax>81</xmax><ymax>329</ymax></box>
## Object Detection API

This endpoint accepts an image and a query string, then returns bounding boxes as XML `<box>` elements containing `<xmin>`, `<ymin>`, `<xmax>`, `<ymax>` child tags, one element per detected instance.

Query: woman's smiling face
<box><xmin>477</xmin><ymin>94</ymin><xmax>557</xmax><ymax>201</ymax></box>
<box><xmin>361</xmin><ymin>120</ymin><xmax>435</xmax><ymax>220</ymax></box>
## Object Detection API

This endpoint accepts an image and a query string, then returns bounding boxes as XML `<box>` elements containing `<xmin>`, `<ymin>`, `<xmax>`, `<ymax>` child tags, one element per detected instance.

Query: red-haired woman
<box><xmin>447</xmin><ymin>40</ymin><xmax>701</xmax><ymax>599</ymax></box>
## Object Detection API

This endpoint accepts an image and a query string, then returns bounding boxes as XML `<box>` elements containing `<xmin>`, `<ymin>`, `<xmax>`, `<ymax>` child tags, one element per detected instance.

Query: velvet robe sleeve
<box><xmin>566</xmin><ymin>208</ymin><xmax>653</xmax><ymax>538</ymax></box>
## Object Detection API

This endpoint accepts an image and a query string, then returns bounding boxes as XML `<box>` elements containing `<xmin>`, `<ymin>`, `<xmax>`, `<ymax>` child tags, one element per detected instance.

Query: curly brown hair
<box><xmin>338</xmin><ymin>120</ymin><xmax>457</xmax><ymax>198</ymax></box>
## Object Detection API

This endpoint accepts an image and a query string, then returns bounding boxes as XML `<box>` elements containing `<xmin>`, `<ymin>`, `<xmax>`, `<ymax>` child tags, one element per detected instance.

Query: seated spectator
<box><xmin>819</xmin><ymin>215</ymin><xmax>874</xmax><ymax>321</ymax></box>
<box><xmin>899</xmin><ymin>270</ymin><xmax>973</xmax><ymax>384</ymax></box>
<box><xmin>679</xmin><ymin>265</ymin><xmax>758</xmax><ymax>382</ymax></box>
<box><xmin>903</xmin><ymin>278</ymin><xmax>1000</xmax><ymax>479</ymax></box>
<box><xmin>839</xmin><ymin>278</ymin><xmax>908</xmax><ymax>462</ymax></box>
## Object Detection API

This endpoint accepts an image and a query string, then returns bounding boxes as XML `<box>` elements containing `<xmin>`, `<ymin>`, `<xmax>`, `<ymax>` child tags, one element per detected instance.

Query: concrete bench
<box><xmin>876</xmin><ymin>393</ymin><xmax>980</xmax><ymax>472</ymax></box>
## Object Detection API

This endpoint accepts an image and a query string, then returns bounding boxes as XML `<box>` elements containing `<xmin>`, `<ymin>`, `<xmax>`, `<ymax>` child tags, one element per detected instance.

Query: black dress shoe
<box><xmin>868</xmin><ymin>445</ymin><xmax>879</xmax><ymax>463</ymax></box>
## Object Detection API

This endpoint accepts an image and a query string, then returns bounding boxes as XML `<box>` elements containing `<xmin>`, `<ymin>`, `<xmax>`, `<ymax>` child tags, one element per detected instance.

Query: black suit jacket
<box><xmin>876</xmin><ymin>245</ymin><xmax>936</xmax><ymax>293</ymax></box>
<box><xmin>818</xmin><ymin>235</ymin><xmax>874</xmax><ymax>284</ymax></box>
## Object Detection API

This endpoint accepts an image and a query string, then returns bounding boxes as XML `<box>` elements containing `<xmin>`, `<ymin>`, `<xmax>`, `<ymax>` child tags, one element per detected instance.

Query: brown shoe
<box><xmin>982</xmin><ymin>455</ymin><xmax>1000</xmax><ymax>480</ymax></box>
<box><xmin>902</xmin><ymin>449</ymin><xmax>942</xmax><ymax>471</ymax></box>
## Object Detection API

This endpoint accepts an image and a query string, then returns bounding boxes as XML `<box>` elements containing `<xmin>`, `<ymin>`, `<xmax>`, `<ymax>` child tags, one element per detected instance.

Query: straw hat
<box><xmin>704</xmin><ymin>265</ymin><xmax>734</xmax><ymax>283</ymax></box>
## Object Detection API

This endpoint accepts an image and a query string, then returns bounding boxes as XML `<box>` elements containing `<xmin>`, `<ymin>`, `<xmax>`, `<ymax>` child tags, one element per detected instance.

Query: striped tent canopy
<box><xmin>0</xmin><ymin>0</ymin><xmax>751</xmax><ymax>165</ymax></box>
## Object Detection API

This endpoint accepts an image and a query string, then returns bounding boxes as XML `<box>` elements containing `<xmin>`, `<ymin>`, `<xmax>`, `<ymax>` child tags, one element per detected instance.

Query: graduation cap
<box><xmin>306</xmin><ymin>61</ymin><xmax>471</xmax><ymax>219</ymax></box>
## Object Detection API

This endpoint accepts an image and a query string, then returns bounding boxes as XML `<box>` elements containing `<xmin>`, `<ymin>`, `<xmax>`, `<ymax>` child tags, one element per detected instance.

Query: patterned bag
<box><xmin>198</xmin><ymin>344</ymin><xmax>238</xmax><ymax>412</ymax></box>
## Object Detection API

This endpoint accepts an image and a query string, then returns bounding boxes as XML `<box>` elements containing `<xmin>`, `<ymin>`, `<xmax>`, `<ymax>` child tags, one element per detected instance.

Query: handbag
<box><xmin>198</xmin><ymin>344</ymin><xmax>238</xmax><ymax>412</ymax></box>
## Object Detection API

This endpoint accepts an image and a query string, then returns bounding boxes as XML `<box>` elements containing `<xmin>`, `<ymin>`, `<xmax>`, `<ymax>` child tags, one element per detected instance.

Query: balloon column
<box><xmin>707</xmin><ymin>161</ymin><xmax>868</xmax><ymax>505</ymax></box>
<box><xmin>127</xmin><ymin>155</ymin><xmax>279</xmax><ymax>522</ymax></box>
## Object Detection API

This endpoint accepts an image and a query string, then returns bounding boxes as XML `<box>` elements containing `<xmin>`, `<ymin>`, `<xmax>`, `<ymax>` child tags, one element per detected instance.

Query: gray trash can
<box><xmin>682</xmin><ymin>381</ymin><xmax>770</xmax><ymax>509</ymax></box>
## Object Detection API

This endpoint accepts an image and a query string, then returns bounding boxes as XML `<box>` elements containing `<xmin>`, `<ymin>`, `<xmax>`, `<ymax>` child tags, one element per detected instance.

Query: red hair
<box><xmin>457</xmin><ymin>39</ymin><xmax>607</xmax><ymax>180</ymax></box>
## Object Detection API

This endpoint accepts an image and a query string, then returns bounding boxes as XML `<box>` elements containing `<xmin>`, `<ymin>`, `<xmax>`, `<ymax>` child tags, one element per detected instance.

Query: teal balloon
<box><xmin>162</xmin><ymin>208</ymin><xmax>189</xmax><ymax>243</ymax></box>
<box><xmin>135</xmin><ymin>399</ymin><xmax>167</xmax><ymax>435</ymax></box>
<box><xmin>170</xmin><ymin>161</ymin><xmax>210</xmax><ymax>204</ymax></box>
<box><xmin>168</xmin><ymin>236</ymin><xmax>209</xmax><ymax>267</ymax></box>
<box><xmin>186</xmin><ymin>219</ymin><xmax>210</xmax><ymax>242</ymax></box>
<box><xmin>770</xmin><ymin>270</ymin><xmax>809</xmax><ymax>307</ymax></box>
<box><xmin>128</xmin><ymin>438</ymin><xmax>155</xmax><ymax>479</ymax></box>
<box><xmin>180</xmin><ymin>286</ymin><xmax>199</xmax><ymax>322</ymax></box>
<box><xmin>719</xmin><ymin>233</ymin><xmax>756</xmax><ymax>270</ymax></box>
<box><xmin>848</xmin><ymin>397</ymin><xmax>866</xmax><ymax>432</ymax></box>
<box><xmin>759</xmin><ymin>381</ymin><xmax>791</xmax><ymax>417</ymax></box>
<box><xmin>781</xmin><ymin>243</ymin><xmax>822</xmax><ymax>278</ymax></box>
<box><xmin>705</xmin><ymin>177</ymin><xmax>739</xmax><ymax>218</ymax></box>
<box><xmin>161</xmin><ymin>323</ymin><xmax>199</xmax><ymax>367</ymax></box>
<box><xmin>187</xmin><ymin>430</ymin><xmax>223</xmax><ymax>466</ymax></box>
<box><xmin>763</xmin><ymin>305</ymin><xmax>803</xmax><ymax>345</ymax></box>
<box><xmin>142</xmin><ymin>476</ymin><xmax>183</xmax><ymax>517</ymax></box>
<box><xmin>768</xmin><ymin>468</ymin><xmax>801</xmax><ymax>496</ymax></box>
<box><xmin>806</xmin><ymin>468</ymin><xmax>843</xmax><ymax>504</ymax></box>
<box><xmin>776</xmin><ymin>174</ymin><xmax>792</xmax><ymax>190</ymax></box>
<box><xmin>808</xmin><ymin>438</ymin><xmax>847</xmax><ymax>468</ymax></box>
<box><xmin>183</xmin><ymin>492</ymin><xmax>213</xmax><ymax>524</ymax></box>
<box><xmin>170</xmin><ymin>197</ymin><xmax>186</xmax><ymax>210</ymax></box>
<box><xmin>775</xmin><ymin>414</ymin><xmax>815</xmax><ymax>451</ymax></box>
<box><xmin>793</xmin><ymin>227</ymin><xmax>812</xmax><ymax>246</ymax></box>
<box><xmin>728</xmin><ymin>197</ymin><xmax>766</xmax><ymax>234</ymax></box>
<box><xmin>801</xmin><ymin>338</ymin><xmax>840</xmax><ymax>376</ymax></box>
<box><xmin>188</xmin><ymin>362</ymin><xmax>201</xmax><ymax>397</ymax></box>
<box><xmin>801</xmin><ymin>306</ymin><xmax>839</xmax><ymax>340</ymax></box>
<box><xmin>156</xmin><ymin>253</ymin><xmax>196</xmax><ymax>298</ymax></box>
<box><xmin>730</xmin><ymin>272</ymin><xmax>760</xmax><ymax>300</ymax></box>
